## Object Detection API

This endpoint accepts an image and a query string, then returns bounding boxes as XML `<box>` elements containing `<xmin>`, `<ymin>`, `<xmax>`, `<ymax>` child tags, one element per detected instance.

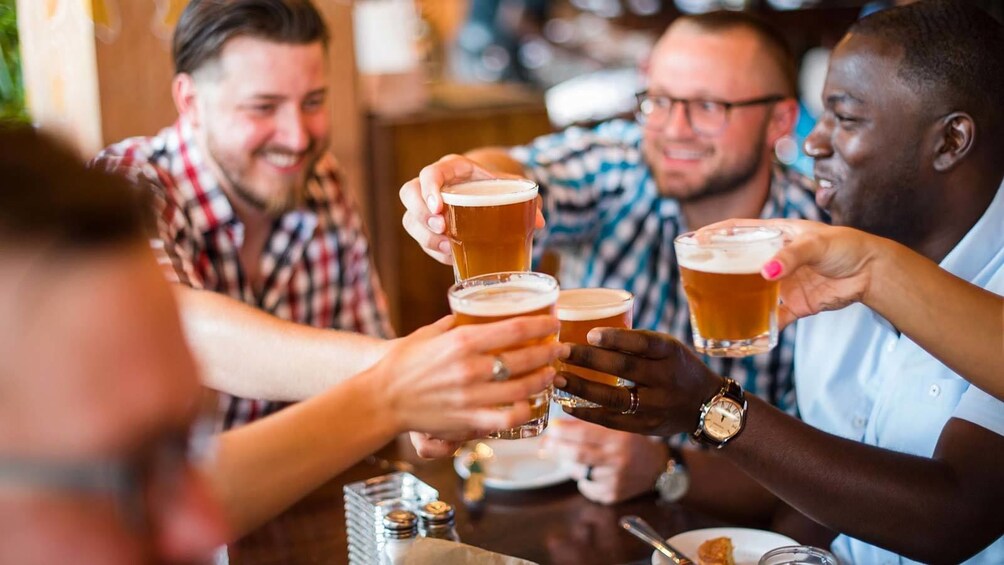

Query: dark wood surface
<box><xmin>230</xmin><ymin>436</ymin><xmax>724</xmax><ymax>565</ymax></box>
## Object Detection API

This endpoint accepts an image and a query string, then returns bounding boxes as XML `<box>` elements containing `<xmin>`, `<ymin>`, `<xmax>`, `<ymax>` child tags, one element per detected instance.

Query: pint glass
<box><xmin>441</xmin><ymin>179</ymin><xmax>538</xmax><ymax>281</ymax></box>
<box><xmin>554</xmin><ymin>288</ymin><xmax>634</xmax><ymax>408</ymax></box>
<box><xmin>674</xmin><ymin>227</ymin><xmax>783</xmax><ymax>357</ymax></box>
<box><xmin>447</xmin><ymin>272</ymin><xmax>559</xmax><ymax>439</ymax></box>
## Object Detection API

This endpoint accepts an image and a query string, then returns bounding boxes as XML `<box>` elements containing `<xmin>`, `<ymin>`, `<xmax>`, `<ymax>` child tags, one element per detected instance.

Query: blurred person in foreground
<box><xmin>706</xmin><ymin>218</ymin><xmax>1004</xmax><ymax>402</ymax></box>
<box><xmin>400</xmin><ymin>10</ymin><xmax>827</xmax><ymax>527</ymax></box>
<box><xmin>0</xmin><ymin>127</ymin><xmax>228</xmax><ymax>564</ymax></box>
<box><xmin>93</xmin><ymin>0</ymin><xmax>395</xmax><ymax>432</ymax></box>
<box><xmin>0</xmin><ymin>126</ymin><xmax>560</xmax><ymax>553</ymax></box>
<box><xmin>556</xmin><ymin>1</ymin><xmax>1004</xmax><ymax>563</ymax></box>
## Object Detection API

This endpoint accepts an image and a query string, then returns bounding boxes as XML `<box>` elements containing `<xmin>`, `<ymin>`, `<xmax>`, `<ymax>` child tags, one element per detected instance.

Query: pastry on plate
<box><xmin>697</xmin><ymin>536</ymin><xmax>735</xmax><ymax>565</ymax></box>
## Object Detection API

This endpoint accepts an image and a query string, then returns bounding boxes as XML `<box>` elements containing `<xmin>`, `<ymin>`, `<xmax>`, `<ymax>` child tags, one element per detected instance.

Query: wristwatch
<box><xmin>655</xmin><ymin>446</ymin><xmax>690</xmax><ymax>503</ymax></box>
<box><xmin>692</xmin><ymin>378</ymin><xmax>747</xmax><ymax>449</ymax></box>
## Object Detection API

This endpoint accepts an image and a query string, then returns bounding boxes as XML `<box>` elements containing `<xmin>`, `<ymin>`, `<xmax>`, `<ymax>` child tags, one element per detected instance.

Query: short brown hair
<box><xmin>675</xmin><ymin>11</ymin><xmax>797</xmax><ymax>97</ymax></box>
<box><xmin>172</xmin><ymin>0</ymin><xmax>329</xmax><ymax>76</ymax></box>
<box><xmin>0</xmin><ymin>126</ymin><xmax>145</xmax><ymax>249</ymax></box>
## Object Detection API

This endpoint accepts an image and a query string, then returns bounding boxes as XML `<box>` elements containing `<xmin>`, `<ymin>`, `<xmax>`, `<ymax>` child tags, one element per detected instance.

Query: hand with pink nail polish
<box><xmin>695</xmin><ymin>218</ymin><xmax>879</xmax><ymax>329</ymax></box>
<box><xmin>696</xmin><ymin>217</ymin><xmax>1004</xmax><ymax>402</ymax></box>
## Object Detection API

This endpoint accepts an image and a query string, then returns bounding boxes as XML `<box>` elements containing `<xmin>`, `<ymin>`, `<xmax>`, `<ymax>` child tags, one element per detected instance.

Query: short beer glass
<box><xmin>674</xmin><ymin>227</ymin><xmax>783</xmax><ymax>357</ymax></box>
<box><xmin>441</xmin><ymin>179</ymin><xmax>538</xmax><ymax>281</ymax></box>
<box><xmin>447</xmin><ymin>271</ymin><xmax>559</xmax><ymax>439</ymax></box>
<box><xmin>554</xmin><ymin>288</ymin><xmax>634</xmax><ymax>408</ymax></box>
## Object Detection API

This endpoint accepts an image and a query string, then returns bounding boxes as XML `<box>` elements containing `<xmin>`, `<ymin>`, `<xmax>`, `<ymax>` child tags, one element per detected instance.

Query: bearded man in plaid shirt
<box><xmin>94</xmin><ymin>0</ymin><xmax>394</xmax><ymax>431</ymax></box>
<box><xmin>399</xmin><ymin>11</ymin><xmax>833</xmax><ymax>542</ymax></box>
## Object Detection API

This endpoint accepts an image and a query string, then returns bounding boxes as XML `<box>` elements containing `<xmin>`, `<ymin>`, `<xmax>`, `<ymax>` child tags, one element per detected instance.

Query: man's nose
<box><xmin>660</xmin><ymin>101</ymin><xmax>697</xmax><ymax>138</ymax></box>
<box><xmin>274</xmin><ymin>108</ymin><xmax>311</xmax><ymax>153</ymax></box>
<box><xmin>803</xmin><ymin>119</ymin><xmax>833</xmax><ymax>159</ymax></box>
<box><xmin>154</xmin><ymin>465</ymin><xmax>230</xmax><ymax>563</ymax></box>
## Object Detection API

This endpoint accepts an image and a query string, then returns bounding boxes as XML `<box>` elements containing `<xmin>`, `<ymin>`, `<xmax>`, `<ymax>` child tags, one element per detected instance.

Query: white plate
<box><xmin>453</xmin><ymin>435</ymin><xmax>573</xmax><ymax>490</ymax></box>
<box><xmin>651</xmin><ymin>527</ymin><xmax>799</xmax><ymax>565</ymax></box>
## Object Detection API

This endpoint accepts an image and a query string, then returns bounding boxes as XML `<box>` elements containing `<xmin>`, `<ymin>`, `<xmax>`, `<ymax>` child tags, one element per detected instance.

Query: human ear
<box><xmin>766</xmin><ymin>98</ymin><xmax>799</xmax><ymax>145</ymax></box>
<box><xmin>171</xmin><ymin>73</ymin><xmax>201</xmax><ymax>129</ymax></box>
<box><xmin>932</xmin><ymin>112</ymin><xmax>974</xmax><ymax>172</ymax></box>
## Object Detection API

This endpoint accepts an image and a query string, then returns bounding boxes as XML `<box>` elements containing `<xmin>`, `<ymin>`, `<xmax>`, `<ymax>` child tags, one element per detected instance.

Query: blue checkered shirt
<box><xmin>511</xmin><ymin>120</ymin><xmax>827</xmax><ymax>414</ymax></box>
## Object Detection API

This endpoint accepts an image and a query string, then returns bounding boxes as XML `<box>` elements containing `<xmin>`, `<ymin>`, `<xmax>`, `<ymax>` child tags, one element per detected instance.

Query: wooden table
<box><xmin>230</xmin><ymin>437</ymin><xmax>724</xmax><ymax>565</ymax></box>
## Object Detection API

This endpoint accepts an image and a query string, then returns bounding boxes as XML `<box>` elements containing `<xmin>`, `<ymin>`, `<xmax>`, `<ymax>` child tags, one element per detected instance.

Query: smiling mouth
<box><xmin>662</xmin><ymin>147</ymin><xmax>709</xmax><ymax>161</ymax></box>
<box><xmin>258</xmin><ymin>150</ymin><xmax>308</xmax><ymax>171</ymax></box>
<box><xmin>814</xmin><ymin>178</ymin><xmax>837</xmax><ymax>208</ymax></box>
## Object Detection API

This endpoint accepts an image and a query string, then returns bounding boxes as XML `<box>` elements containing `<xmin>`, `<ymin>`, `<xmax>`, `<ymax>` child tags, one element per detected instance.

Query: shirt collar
<box><xmin>938</xmin><ymin>176</ymin><xmax>1004</xmax><ymax>278</ymax></box>
<box><xmin>173</xmin><ymin>119</ymin><xmax>239</xmax><ymax>235</ymax></box>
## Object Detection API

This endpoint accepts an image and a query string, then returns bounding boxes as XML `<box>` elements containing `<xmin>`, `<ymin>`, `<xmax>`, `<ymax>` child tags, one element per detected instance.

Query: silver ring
<box><xmin>491</xmin><ymin>356</ymin><xmax>511</xmax><ymax>382</ymax></box>
<box><xmin>584</xmin><ymin>465</ymin><xmax>594</xmax><ymax>482</ymax></box>
<box><xmin>621</xmin><ymin>387</ymin><xmax>639</xmax><ymax>415</ymax></box>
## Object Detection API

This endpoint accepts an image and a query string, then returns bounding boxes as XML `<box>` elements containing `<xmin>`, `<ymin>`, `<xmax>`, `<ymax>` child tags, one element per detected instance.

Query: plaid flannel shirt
<box><xmin>512</xmin><ymin>119</ymin><xmax>827</xmax><ymax>415</ymax></box>
<box><xmin>94</xmin><ymin>119</ymin><xmax>393</xmax><ymax>429</ymax></box>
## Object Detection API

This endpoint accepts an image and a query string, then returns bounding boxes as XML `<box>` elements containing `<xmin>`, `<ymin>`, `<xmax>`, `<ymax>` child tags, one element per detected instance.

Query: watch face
<box><xmin>704</xmin><ymin>398</ymin><xmax>743</xmax><ymax>441</ymax></box>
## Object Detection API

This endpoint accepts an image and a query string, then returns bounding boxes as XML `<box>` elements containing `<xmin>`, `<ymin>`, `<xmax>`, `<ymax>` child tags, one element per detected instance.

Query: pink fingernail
<box><xmin>763</xmin><ymin>260</ymin><xmax>783</xmax><ymax>279</ymax></box>
<box><xmin>427</xmin><ymin>195</ymin><xmax>438</xmax><ymax>211</ymax></box>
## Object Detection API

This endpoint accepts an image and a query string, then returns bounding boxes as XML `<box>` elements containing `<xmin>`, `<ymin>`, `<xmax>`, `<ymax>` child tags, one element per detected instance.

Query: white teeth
<box><xmin>817</xmin><ymin>179</ymin><xmax>834</xmax><ymax>189</ymax></box>
<box><xmin>664</xmin><ymin>149</ymin><xmax>705</xmax><ymax>160</ymax></box>
<box><xmin>264</xmin><ymin>153</ymin><xmax>298</xmax><ymax>168</ymax></box>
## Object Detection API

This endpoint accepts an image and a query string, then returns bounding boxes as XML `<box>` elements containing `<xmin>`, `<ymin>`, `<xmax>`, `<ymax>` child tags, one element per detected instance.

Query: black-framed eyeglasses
<box><xmin>635</xmin><ymin>90</ymin><xmax>786</xmax><ymax>136</ymax></box>
<box><xmin>0</xmin><ymin>391</ymin><xmax>219</xmax><ymax>533</ymax></box>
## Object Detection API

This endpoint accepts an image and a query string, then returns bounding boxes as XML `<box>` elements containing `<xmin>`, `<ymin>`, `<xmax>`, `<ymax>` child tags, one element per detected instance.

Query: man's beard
<box><xmin>208</xmin><ymin>146</ymin><xmax>313</xmax><ymax>216</ymax></box>
<box><xmin>648</xmin><ymin>129</ymin><xmax>769</xmax><ymax>205</ymax></box>
<box><xmin>229</xmin><ymin>176</ymin><xmax>301</xmax><ymax>216</ymax></box>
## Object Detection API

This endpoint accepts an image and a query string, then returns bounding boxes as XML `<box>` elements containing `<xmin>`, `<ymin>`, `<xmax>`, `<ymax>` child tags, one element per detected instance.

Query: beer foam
<box><xmin>441</xmin><ymin>180</ymin><xmax>538</xmax><ymax>207</ymax></box>
<box><xmin>675</xmin><ymin>230</ymin><xmax>782</xmax><ymax>274</ymax></box>
<box><xmin>557</xmin><ymin>288</ymin><xmax>633</xmax><ymax>321</ymax></box>
<box><xmin>449</xmin><ymin>280</ymin><xmax>558</xmax><ymax>317</ymax></box>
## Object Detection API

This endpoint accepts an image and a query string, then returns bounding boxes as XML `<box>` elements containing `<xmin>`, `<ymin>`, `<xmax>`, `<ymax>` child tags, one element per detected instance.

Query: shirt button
<box><xmin>853</xmin><ymin>416</ymin><xmax>867</xmax><ymax>428</ymax></box>
<box><xmin>929</xmin><ymin>384</ymin><xmax>941</xmax><ymax>397</ymax></box>
<box><xmin>885</xmin><ymin>341</ymin><xmax>896</xmax><ymax>353</ymax></box>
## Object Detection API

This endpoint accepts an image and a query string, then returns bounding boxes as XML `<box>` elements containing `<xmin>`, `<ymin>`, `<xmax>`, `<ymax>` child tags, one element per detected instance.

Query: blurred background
<box><xmin>2</xmin><ymin>0</ymin><xmax>1001</xmax><ymax>332</ymax></box>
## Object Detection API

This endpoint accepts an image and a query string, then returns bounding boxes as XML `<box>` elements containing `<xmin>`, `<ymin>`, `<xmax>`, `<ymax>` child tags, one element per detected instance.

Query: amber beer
<box><xmin>674</xmin><ymin>227</ymin><xmax>783</xmax><ymax>357</ymax></box>
<box><xmin>554</xmin><ymin>288</ymin><xmax>634</xmax><ymax>408</ymax></box>
<box><xmin>447</xmin><ymin>272</ymin><xmax>559</xmax><ymax>439</ymax></box>
<box><xmin>441</xmin><ymin>179</ymin><xmax>538</xmax><ymax>281</ymax></box>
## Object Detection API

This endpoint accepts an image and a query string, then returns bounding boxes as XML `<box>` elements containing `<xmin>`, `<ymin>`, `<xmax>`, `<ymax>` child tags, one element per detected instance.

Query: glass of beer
<box><xmin>441</xmin><ymin>179</ymin><xmax>538</xmax><ymax>281</ymax></box>
<box><xmin>674</xmin><ymin>227</ymin><xmax>783</xmax><ymax>357</ymax></box>
<box><xmin>554</xmin><ymin>288</ymin><xmax>634</xmax><ymax>408</ymax></box>
<box><xmin>447</xmin><ymin>271</ymin><xmax>559</xmax><ymax>439</ymax></box>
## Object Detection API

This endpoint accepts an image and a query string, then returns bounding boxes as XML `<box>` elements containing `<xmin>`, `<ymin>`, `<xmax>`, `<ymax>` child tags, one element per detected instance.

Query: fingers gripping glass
<box><xmin>0</xmin><ymin>391</ymin><xmax>219</xmax><ymax>532</ymax></box>
<box><xmin>635</xmin><ymin>91</ymin><xmax>785</xmax><ymax>136</ymax></box>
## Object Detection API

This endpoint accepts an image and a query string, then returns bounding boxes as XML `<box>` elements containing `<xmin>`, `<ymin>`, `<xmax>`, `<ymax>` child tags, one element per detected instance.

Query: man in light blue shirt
<box><xmin>554</xmin><ymin>1</ymin><xmax>1004</xmax><ymax>563</ymax></box>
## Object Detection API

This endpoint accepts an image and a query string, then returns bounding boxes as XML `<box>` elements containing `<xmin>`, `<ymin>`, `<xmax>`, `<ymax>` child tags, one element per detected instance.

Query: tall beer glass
<box><xmin>554</xmin><ymin>288</ymin><xmax>634</xmax><ymax>408</ymax></box>
<box><xmin>441</xmin><ymin>179</ymin><xmax>538</xmax><ymax>281</ymax></box>
<box><xmin>674</xmin><ymin>227</ymin><xmax>783</xmax><ymax>357</ymax></box>
<box><xmin>447</xmin><ymin>272</ymin><xmax>559</xmax><ymax>439</ymax></box>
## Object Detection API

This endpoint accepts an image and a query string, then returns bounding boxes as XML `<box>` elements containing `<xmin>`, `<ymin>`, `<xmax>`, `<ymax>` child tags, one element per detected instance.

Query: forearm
<box><xmin>867</xmin><ymin>239</ymin><xmax>1004</xmax><ymax>399</ymax></box>
<box><xmin>206</xmin><ymin>373</ymin><xmax>398</xmax><ymax>537</ymax></box>
<box><xmin>727</xmin><ymin>398</ymin><xmax>1000</xmax><ymax>563</ymax></box>
<box><xmin>464</xmin><ymin>147</ymin><xmax>525</xmax><ymax>176</ymax></box>
<box><xmin>178</xmin><ymin>287</ymin><xmax>391</xmax><ymax>401</ymax></box>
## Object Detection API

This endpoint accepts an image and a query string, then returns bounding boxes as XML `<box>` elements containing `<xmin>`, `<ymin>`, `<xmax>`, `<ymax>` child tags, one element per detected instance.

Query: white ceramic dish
<box><xmin>651</xmin><ymin>527</ymin><xmax>799</xmax><ymax>565</ymax></box>
<box><xmin>453</xmin><ymin>435</ymin><xmax>572</xmax><ymax>490</ymax></box>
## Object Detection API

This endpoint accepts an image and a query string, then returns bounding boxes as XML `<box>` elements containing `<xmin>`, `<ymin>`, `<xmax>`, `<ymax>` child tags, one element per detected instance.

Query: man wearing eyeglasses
<box><xmin>399</xmin><ymin>11</ymin><xmax>828</xmax><ymax>537</ymax></box>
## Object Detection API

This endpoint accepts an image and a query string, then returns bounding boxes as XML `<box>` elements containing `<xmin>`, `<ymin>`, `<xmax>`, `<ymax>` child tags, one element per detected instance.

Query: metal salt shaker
<box><xmin>382</xmin><ymin>509</ymin><xmax>418</xmax><ymax>564</ymax></box>
<box><xmin>418</xmin><ymin>500</ymin><xmax>460</xmax><ymax>542</ymax></box>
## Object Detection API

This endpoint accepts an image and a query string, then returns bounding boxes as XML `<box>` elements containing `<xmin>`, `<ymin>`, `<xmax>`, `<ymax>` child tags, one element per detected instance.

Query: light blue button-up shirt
<box><xmin>795</xmin><ymin>181</ymin><xmax>1004</xmax><ymax>565</ymax></box>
